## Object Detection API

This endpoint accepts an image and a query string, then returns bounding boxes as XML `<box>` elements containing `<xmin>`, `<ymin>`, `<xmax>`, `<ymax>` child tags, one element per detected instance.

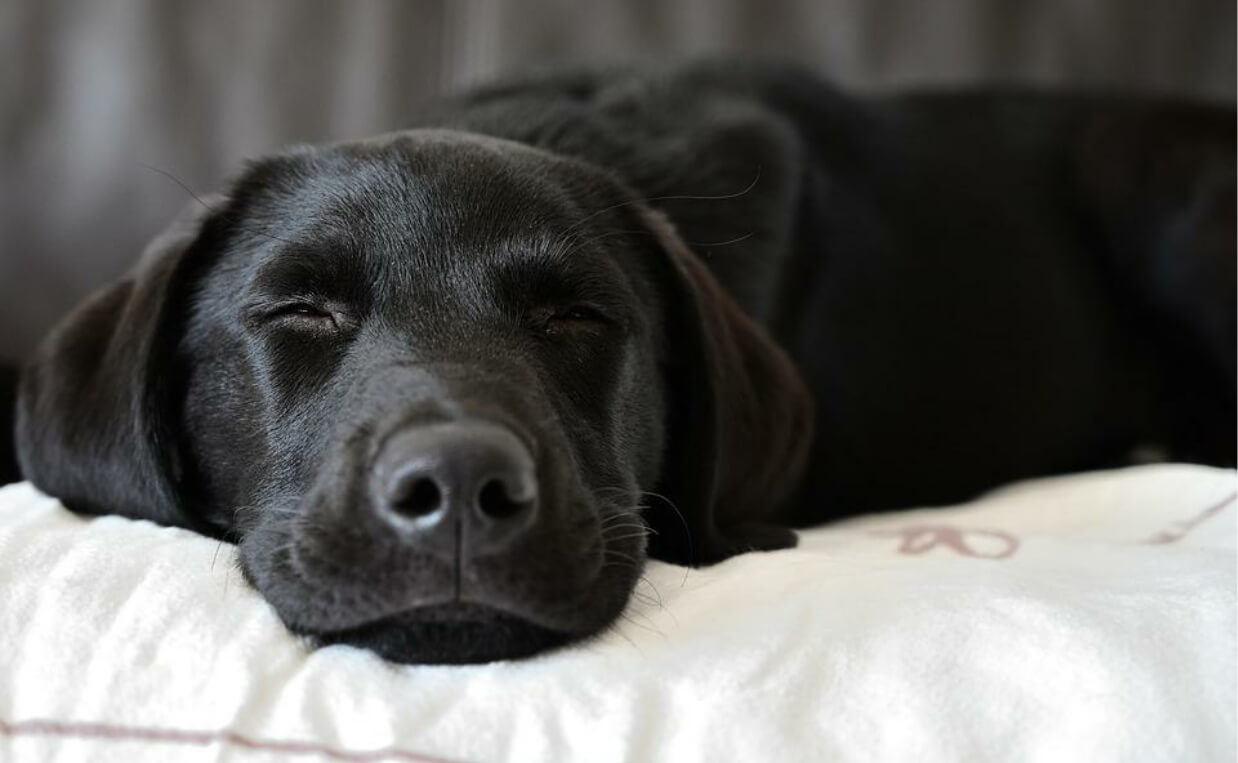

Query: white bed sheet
<box><xmin>1</xmin><ymin>464</ymin><xmax>1234</xmax><ymax>762</ymax></box>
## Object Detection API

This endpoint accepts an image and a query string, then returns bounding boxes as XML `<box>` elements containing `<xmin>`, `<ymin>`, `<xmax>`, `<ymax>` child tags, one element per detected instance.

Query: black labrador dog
<box><xmin>11</xmin><ymin>62</ymin><xmax>1236</xmax><ymax>663</ymax></box>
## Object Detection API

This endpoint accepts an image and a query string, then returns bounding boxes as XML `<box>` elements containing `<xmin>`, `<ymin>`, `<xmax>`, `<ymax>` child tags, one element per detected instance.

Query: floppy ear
<box><xmin>637</xmin><ymin>207</ymin><xmax>814</xmax><ymax>565</ymax></box>
<box><xmin>16</xmin><ymin>199</ymin><xmax>221</xmax><ymax>531</ymax></box>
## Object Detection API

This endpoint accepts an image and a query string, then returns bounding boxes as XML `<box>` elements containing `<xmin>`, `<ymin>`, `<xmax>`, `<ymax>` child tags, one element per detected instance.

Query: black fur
<box><xmin>12</xmin><ymin>62</ymin><xmax>1236</xmax><ymax>663</ymax></box>
<box><xmin>0</xmin><ymin>364</ymin><xmax>17</xmax><ymax>486</ymax></box>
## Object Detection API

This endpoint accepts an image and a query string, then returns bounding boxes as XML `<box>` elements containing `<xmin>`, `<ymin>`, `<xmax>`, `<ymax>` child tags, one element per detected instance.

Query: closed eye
<box><xmin>542</xmin><ymin>305</ymin><xmax>612</xmax><ymax>338</ymax></box>
<box><xmin>250</xmin><ymin>301</ymin><xmax>345</xmax><ymax>332</ymax></box>
<box><xmin>550</xmin><ymin>306</ymin><xmax>608</xmax><ymax>323</ymax></box>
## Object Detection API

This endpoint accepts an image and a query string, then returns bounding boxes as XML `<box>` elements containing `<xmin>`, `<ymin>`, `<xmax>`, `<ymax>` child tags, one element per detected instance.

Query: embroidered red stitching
<box><xmin>1145</xmin><ymin>491</ymin><xmax>1237</xmax><ymax>545</ymax></box>
<box><xmin>870</xmin><ymin>525</ymin><xmax>1019</xmax><ymax>559</ymax></box>
<box><xmin>0</xmin><ymin>718</ymin><xmax>458</xmax><ymax>762</ymax></box>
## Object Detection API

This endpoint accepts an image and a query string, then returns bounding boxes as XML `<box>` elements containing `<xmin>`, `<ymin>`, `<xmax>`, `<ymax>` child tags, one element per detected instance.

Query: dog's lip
<box><xmin>311</xmin><ymin>600</ymin><xmax>577</xmax><ymax>664</ymax></box>
<box><xmin>278</xmin><ymin>558</ymin><xmax>605</xmax><ymax>634</ymax></box>
<box><xmin>302</xmin><ymin>596</ymin><xmax>570</xmax><ymax>637</ymax></box>
<box><xmin>385</xmin><ymin>600</ymin><xmax>532</xmax><ymax>624</ymax></box>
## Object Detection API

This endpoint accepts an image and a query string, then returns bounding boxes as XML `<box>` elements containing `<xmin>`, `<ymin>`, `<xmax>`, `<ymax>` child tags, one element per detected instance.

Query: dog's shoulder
<box><xmin>413</xmin><ymin>61</ymin><xmax>826</xmax><ymax>188</ymax></box>
<box><xmin>408</xmin><ymin>61</ymin><xmax>858</xmax><ymax>317</ymax></box>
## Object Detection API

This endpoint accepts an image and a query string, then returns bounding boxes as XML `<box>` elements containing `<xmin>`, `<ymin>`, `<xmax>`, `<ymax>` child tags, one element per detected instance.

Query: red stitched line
<box><xmin>1147</xmin><ymin>490</ymin><xmax>1238</xmax><ymax>544</ymax></box>
<box><xmin>1188</xmin><ymin>491</ymin><xmax>1236</xmax><ymax>528</ymax></box>
<box><xmin>0</xmin><ymin>718</ymin><xmax>459</xmax><ymax>762</ymax></box>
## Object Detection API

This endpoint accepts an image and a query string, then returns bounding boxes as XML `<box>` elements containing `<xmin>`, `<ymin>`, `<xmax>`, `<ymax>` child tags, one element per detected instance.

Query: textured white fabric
<box><xmin>0</xmin><ymin>464</ymin><xmax>1234</xmax><ymax>763</ymax></box>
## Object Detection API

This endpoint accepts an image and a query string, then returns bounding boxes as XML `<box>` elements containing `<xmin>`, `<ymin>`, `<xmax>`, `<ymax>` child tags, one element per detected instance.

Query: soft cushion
<box><xmin>1</xmin><ymin>464</ymin><xmax>1234</xmax><ymax>762</ymax></box>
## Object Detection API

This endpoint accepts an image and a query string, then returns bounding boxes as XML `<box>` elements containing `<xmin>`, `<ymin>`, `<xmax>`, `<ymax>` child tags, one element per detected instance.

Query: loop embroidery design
<box><xmin>871</xmin><ymin>525</ymin><xmax>1019</xmax><ymax>559</ymax></box>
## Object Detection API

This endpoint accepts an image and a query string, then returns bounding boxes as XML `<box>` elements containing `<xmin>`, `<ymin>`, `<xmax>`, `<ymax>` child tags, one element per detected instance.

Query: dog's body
<box><xmin>422</xmin><ymin>63</ymin><xmax>1236</xmax><ymax>516</ymax></box>
<box><xmin>10</xmin><ymin>62</ymin><xmax>1236</xmax><ymax>663</ymax></box>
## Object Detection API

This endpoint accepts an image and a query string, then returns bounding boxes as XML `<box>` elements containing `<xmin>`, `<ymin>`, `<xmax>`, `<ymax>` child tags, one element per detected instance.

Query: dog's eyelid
<box><xmin>538</xmin><ymin>303</ymin><xmax>634</xmax><ymax>341</ymax></box>
<box><xmin>275</xmin><ymin>302</ymin><xmax>331</xmax><ymax>319</ymax></box>
<box><xmin>243</xmin><ymin>298</ymin><xmax>352</xmax><ymax>330</ymax></box>
<box><xmin>550</xmin><ymin>305</ymin><xmax>609</xmax><ymax>322</ymax></box>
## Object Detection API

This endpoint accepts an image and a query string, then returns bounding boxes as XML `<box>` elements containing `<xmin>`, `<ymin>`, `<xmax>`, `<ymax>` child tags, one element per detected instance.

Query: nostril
<box><xmin>374</xmin><ymin>422</ymin><xmax>537</xmax><ymax>543</ymax></box>
<box><xmin>392</xmin><ymin>477</ymin><xmax>443</xmax><ymax>518</ymax></box>
<box><xmin>477</xmin><ymin>478</ymin><xmax>533</xmax><ymax>520</ymax></box>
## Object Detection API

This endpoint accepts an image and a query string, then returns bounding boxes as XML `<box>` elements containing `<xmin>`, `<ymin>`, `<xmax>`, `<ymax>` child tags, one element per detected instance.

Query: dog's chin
<box><xmin>305</xmin><ymin>603</ymin><xmax>581</xmax><ymax>664</ymax></box>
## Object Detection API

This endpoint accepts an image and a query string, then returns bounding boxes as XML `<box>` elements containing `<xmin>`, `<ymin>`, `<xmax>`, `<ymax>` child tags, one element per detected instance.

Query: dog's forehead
<box><xmin>219</xmin><ymin>129</ymin><xmax>641</xmax><ymax>309</ymax></box>
<box><xmin>282</xmin><ymin>130</ymin><xmax>594</xmax><ymax>234</ymax></box>
<box><xmin>347</xmin><ymin>127</ymin><xmax>555</xmax><ymax>163</ymax></box>
<box><xmin>225</xmin><ymin>129</ymin><xmax>630</xmax><ymax>275</ymax></box>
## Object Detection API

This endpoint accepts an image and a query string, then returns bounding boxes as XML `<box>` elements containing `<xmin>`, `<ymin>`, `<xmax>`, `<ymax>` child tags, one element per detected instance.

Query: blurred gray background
<box><xmin>1</xmin><ymin>0</ymin><xmax>1234</xmax><ymax>360</ymax></box>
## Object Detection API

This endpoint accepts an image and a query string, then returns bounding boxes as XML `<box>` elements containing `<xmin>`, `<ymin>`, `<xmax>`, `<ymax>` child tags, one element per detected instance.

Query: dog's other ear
<box><xmin>17</xmin><ymin>198</ymin><xmax>222</xmax><ymax>531</ymax></box>
<box><xmin>637</xmin><ymin>207</ymin><xmax>814</xmax><ymax>565</ymax></box>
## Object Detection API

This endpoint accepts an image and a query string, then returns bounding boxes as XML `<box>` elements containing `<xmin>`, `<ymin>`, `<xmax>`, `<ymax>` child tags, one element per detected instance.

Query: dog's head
<box><xmin>17</xmin><ymin>130</ymin><xmax>812</xmax><ymax>663</ymax></box>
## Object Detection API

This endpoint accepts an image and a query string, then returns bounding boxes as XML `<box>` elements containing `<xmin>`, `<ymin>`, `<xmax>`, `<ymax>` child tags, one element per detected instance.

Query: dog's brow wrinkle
<box><xmin>547</xmin><ymin>227</ymin><xmax>649</xmax><ymax>261</ymax></box>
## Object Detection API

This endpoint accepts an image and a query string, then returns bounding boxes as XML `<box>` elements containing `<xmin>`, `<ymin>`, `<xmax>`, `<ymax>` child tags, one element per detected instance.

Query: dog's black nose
<box><xmin>373</xmin><ymin>421</ymin><xmax>538</xmax><ymax>556</ymax></box>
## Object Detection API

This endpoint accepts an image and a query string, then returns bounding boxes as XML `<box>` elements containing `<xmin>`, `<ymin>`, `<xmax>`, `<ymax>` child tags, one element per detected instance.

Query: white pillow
<box><xmin>1</xmin><ymin>464</ymin><xmax>1234</xmax><ymax>763</ymax></box>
